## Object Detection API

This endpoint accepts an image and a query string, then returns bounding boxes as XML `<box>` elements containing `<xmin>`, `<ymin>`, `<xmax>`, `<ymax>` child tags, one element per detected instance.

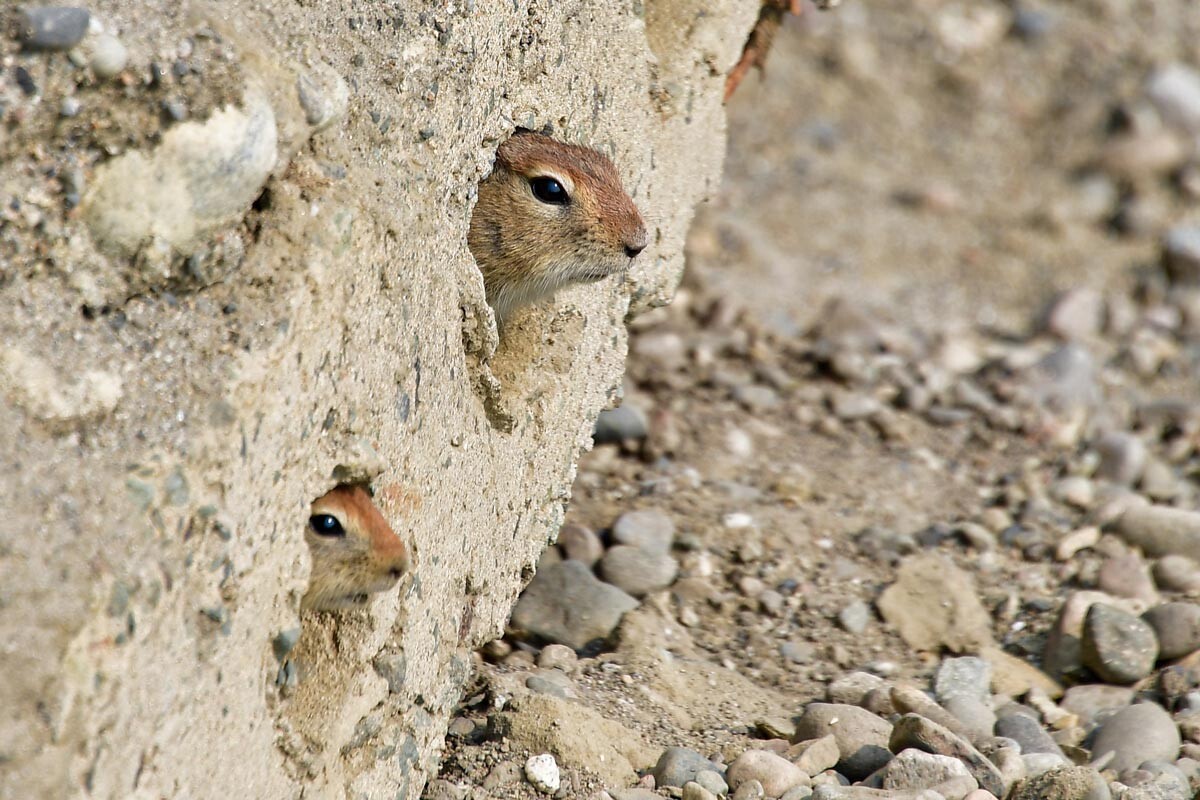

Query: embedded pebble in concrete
<box><xmin>296</xmin><ymin>61</ymin><xmax>350</xmax><ymax>131</ymax></box>
<box><xmin>612</xmin><ymin>509</ymin><xmax>675</xmax><ymax>554</ymax></box>
<box><xmin>18</xmin><ymin>6</ymin><xmax>90</xmax><ymax>50</ymax></box>
<box><xmin>89</xmin><ymin>33</ymin><xmax>128</xmax><ymax>78</ymax></box>
<box><xmin>1090</xmin><ymin>703</ymin><xmax>1181</xmax><ymax>772</ymax></box>
<box><xmin>1080</xmin><ymin>603</ymin><xmax>1159</xmax><ymax>684</ymax></box>
<box><xmin>1141</xmin><ymin>602</ymin><xmax>1200</xmax><ymax>660</ymax></box>
<box><xmin>599</xmin><ymin>544</ymin><xmax>678</xmax><ymax>597</ymax></box>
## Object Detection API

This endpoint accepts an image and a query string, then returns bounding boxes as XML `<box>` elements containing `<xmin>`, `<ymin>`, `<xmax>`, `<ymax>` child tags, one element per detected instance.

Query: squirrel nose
<box><xmin>624</xmin><ymin>243</ymin><xmax>645</xmax><ymax>258</ymax></box>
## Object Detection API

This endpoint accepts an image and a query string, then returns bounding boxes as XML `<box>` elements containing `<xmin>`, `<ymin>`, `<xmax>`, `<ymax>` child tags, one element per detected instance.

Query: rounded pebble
<box><xmin>1091</xmin><ymin>703</ymin><xmax>1181</xmax><ymax>772</ymax></box>
<box><xmin>18</xmin><ymin>7</ymin><xmax>90</xmax><ymax>51</ymax></box>
<box><xmin>89</xmin><ymin>33</ymin><xmax>129</xmax><ymax>78</ymax></box>
<box><xmin>1080</xmin><ymin>603</ymin><xmax>1159</xmax><ymax>684</ymax></box>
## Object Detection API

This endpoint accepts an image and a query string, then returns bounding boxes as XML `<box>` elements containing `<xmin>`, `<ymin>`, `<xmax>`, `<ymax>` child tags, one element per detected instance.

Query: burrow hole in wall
<box><xmin>278</xmin><ymin>481</ymin><xmax>416</xmax><ymax>747</ymax></box>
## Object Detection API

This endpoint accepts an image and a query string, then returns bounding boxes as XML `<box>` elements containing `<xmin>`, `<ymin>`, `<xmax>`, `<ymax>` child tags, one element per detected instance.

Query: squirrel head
<box><xmin>467</xmin><ymin>131</ymin><xmax>649</xmax><ymax>322</ymax></box>
<box><xmin>302</xmin><ymin>484</ymin><xmax>410</xmax><ymax>611</ymax></box>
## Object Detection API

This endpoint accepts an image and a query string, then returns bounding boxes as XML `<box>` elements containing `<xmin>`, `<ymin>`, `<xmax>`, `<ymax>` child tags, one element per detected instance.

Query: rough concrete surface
<box><xmin>0</xmin><ymin>1</ymin><xmax>758</xmax><ymax>798</ymax></box>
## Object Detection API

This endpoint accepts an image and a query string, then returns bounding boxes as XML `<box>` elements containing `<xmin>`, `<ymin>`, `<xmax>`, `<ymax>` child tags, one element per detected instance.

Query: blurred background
<box><xmin>434</xmin><ymin>3</ymin><xmax>1200</xmax><ymax>798</ymax></box>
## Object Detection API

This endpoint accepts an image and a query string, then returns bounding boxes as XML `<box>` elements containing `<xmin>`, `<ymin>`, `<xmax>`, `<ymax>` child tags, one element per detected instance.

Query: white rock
<box><xmin>524</xmin><ymin>753</ymin><xmax>560</xmax><ymax>794</ymax></box>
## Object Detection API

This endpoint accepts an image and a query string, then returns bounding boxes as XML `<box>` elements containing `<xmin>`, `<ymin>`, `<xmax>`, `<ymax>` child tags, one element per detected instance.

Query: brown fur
<box><xmin>302</xmin><ymin>485</ymin><xmax>410</xmax><ymax>611</ymax></box>
<box><xmin>467</xmin><ymin>131</ymin><xmax>649</xmax><ymax>322</ymax></box>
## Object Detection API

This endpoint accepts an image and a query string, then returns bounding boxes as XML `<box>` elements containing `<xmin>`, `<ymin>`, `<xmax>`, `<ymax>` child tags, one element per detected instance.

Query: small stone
<box><xmin>525</xmin><ymin>669</ymin><xmax>574</xmax><ymax>699</ymax></box>
<box><xmin>1081</xmin><ymin>604</ymin><xmax>1159</xmax><ymax>684</ymax></box>
<box><xmin>1042</xmin><ymin>288</ymin><xmax>1104</xmax><ymax>341</ymax></box>
<box><xmin>595</xmin><ymin>403</ymin><xmax>649</xmax><ymax>443</ymax></box>
<box><xmin>1153</xmin><ymin>555</ymin><xmax>1200</xmax><ymax>593</ymax></box>
<box><xmin>1097</xmin><ymin>555</ymin><xmax>1158</xmax><ymax>604</ymax></box>
<box><xmin>734</xmin><ymin>384</ymin><xmax>781</xmax><ymax>412</ymax></box>
<box><xmin>652</xmin><ymin>747</ymin><xmax>718</xmax><ymax>789</ymax></box>
<box><xmin>612</xmin><ymin>509</ymin><xmax>675</xmax><ymax>554</ymax></box>
<box><xmin>831</xmin><ymin>391</ymin><xmax>882</xmax><ymax>420</ymax></box>
<box><xmin>89</xmin><ymin>33</ymin><xmax>129</xmax><ymax>78</ymax></box>
<box><xmin>827</xmin><ymin>671</ymin><xmax>886</xmax><ymax>707</ymax></box>
<box><xmin>793</xmin><ymin>703</ymin><xmax>893</xmax><ymax>781</ymax></box>
<box><xmin>59</xmin><ymin>96</ymin><xmax>82</xmax><ymax>118</ymax></box>
<box><xmin>839</xmin><ymin>600</ymin><xmax>871</xmax><ymax>634</ymax></box>
<box><xmin>782</xmin><ymin>640</ymin><xmax>816</xmax><ymax>664</ymax></box>
<box><xmin>557</xmin><ymin>524</ymin><xmax>604</xmax><ymax>566</ymax></box>
<box><xmin>1056</xmin><ymin>527</ymin><xmax>1101</xmax><ymax>562</ymax></box>
<box><xmin>682</xmin><ymin>783</ymin><xmax>719</xmax><ymax>800</ymax></box>
<box><xmin>1043</xmin><ymin>591</ymin><xmax>1143</xmax><ymax>681</ymax></box>
<box><xmin>1142</xmin><ymin>602</ymin><xmax>1200</xmax><ymax>660</ymax></box>
<box><xmin>599</xmin><ymin>545</ymin><xmax>678</xmax><ymax>597</ymax></box>
<box><xmin>536</xmin><ymin>643</ymin><xmax>577</xmax><ymax>671</ymax></box>
<box><xmin>994</xmin><ymin>712</ymin><xmax>1067</xmax><ymax>759</ymax></box>
<box><xmin>1163</xmin><ymin>227</ymin><xmax>1200</xmax><ymax>287</ymax></box>
<box><xmin>1008</xmin><ymin>766</ymin><xmax>1110</xmax><ymax>800</ymax></box>
<box><xmin>1059</xmin><ymin>685</ymin><xmax>1133</xmax><ymax>726</ymax></box>
<box><xmin>272</xmin><ymin>627</ymin><xmax>302</xmax><ymax>661</ymax></box>
<box><xmin>524</xmin><ymin>754</ymin><xmax>560</xmax><ymax>794</ymax></box>
<box><xmin>869</xmin><ymin>748</ymin><xmax>976</xmax><ymax>793</ymax></box>
<box><xmin>483</xmin><ymin>760</ymin><xmax>522</xmax><ymax>790</ymax></box>
<box><xmin>510</xmin><ymin>560</ymin><xmax>639</xmax><ymax>650</ymax></box>
<box><xmin>889</xmin><ymin>685</ymin><xmax>976</xmax><ymax>743</ymax></box>
<box><xmin>877</xmin><ymin>555</ymin><xmax>994</xmax><ymax>653</ymax></box>
<box><xmin>888</xmin><ymin>714</ymin><xmax>1005</xmax><ymax>797</ymax></box>
<box><xmin>1091</xmin><ymin>703</ymin><xmax>1180</xmax><ymax>771</ymax></box>
<box><xmin>296</xmin><ymin>61</ymin><xmax>350</xmax><ymax>131</ymax></box>
<box><xmin>791</xmin><ymin>735</ymin><xmax>840</xmax><ymax>776</ymax></box>
<box><xmin>18</xmin><ymin>7</ymin><xmax>90</xmax><ymax>51</ymax></box>
<box><xmin>1146</xmin><ymin>63</ymin><xmax>1200</xmax><ymax>134</ymax></box>
<box><xmin>696</xmin><ymin>770</ymin><xmax>729</xmax><ymax>796</ymax></box>
<box><xmin>726</xmin><ymin>750</ymin><xmax>808</xmax><ymax>797</ymax></box>
<box><xmin>731</xmin><ymin>779</ymin><xmax>765</xmax><ymax>800</ymax></box>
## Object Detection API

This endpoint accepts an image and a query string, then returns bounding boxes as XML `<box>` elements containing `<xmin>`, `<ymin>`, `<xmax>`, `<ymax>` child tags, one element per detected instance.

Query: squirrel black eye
<box><xmin>309</xmin><ymin>514</ymin><xmax>344</xmax><ymax>537</ymax></box>
<box><xmin>529</xmin><ymin>176</ymin><xmax>569</xmax><ymax>205</ymax></box>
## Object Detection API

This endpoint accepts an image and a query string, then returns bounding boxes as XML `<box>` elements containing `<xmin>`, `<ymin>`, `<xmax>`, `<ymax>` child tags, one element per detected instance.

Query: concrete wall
<box><xmin>0</xmin><ymin>1</ymin><xmax>758</xmax><ymax>797</ymax></box>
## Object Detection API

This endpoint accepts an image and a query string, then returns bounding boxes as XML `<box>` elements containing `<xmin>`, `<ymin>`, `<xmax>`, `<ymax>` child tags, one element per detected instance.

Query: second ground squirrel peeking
<box><xmin>302</xmin><ymin>485</ymin><xmax>410</xmax><ymax>611</ymax></box>
<box><xmin>468</xmin><ymin>130</ymin><xmax>649</xmax><ymax>323</ymax></box>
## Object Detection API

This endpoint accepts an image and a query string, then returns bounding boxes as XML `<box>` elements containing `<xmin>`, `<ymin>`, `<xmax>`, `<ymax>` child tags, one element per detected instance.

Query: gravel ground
<box><xmin>428</xmin><ymin>2</ymin><xmax>1200</xmax><ymax>799</ymax></box>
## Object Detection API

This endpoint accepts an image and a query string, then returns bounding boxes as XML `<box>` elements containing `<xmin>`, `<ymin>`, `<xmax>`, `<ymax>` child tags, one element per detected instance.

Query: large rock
<box><xmin>794</xmin><ymin>703</ymin><xmax>895</xmax><ymax>780</ymax></box>
<box><xmin>889</xmin><ymin>714</ymin><xmax>1005</xmax><ymax>797</ymax></box>
<box><xmin>0</xmin><ymin>1</ymin><xmax>762</xmax><ymax>798</ymax></box>
<box><xmin>1090</xmin><ymin>703</ymin><xmax>1181</xmax><ymax>772</ymax></box>
<box><xmin>511</xmin><ymin>560</ymin><xmax>640</xmax><ymax>650</ymax></box>
<box><xmin>877</xmin><ymin>555</ymin><xmax>994</xmax><ymax>653</ymax></box>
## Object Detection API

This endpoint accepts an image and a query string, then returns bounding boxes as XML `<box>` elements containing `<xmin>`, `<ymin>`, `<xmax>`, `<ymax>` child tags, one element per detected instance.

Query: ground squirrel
<box><xmin>468</xmin><ymin>130</ymin><xmax>649</xmax><ymax>322</ymax></box>
<box><xmin>302</xmin><ymin>484</ymin><xmax>410</xmax><ymax>611</ymax></box>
